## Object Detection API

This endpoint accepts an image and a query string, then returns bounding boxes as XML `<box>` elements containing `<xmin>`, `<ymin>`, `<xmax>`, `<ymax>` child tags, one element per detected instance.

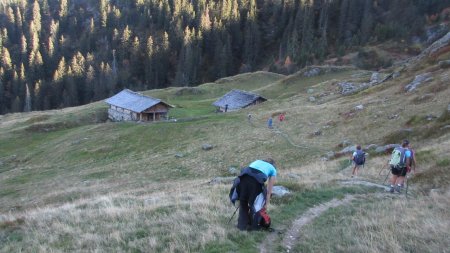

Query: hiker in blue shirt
<box><xmin>236</xmin><ymin>158</ymin><xmax>277</xmax><ymax>231</ymax></box>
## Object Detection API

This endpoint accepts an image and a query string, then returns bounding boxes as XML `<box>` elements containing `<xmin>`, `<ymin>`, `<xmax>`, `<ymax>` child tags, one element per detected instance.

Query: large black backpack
<box><xmin>353</xmin><ymin>150</ymin><xmax>366</xmax><ymax>165</ymax></box>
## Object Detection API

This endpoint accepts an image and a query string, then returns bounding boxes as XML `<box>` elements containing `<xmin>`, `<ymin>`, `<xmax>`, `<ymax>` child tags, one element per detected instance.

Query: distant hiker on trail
<box><xmin>278</xmin><ymin>113</ymin><xmax>285</xmax><ymax>122</ymax></box>
<box><xmin>388</xmin><ymin>140</ymin><xmax>412</xmax><ymax>193</ymax></box>
<box><xmin>229</xmin><ymin>158</ymin><xmax>277</xmax><ymax>231</ymax></box>
<box><xmin>350</xmin><ymin>145</ymin><xmax>365</xmax><ymax>178</ymax></box>
<box><xmin>224</xmin><ymin>104</ymin><xmax>229</xmax><ymax>112</ymax></box>
<box><xmin>247</xmin><ymin>113</ymin><xmax>252</xmax><ymax>123</ymax></box>
<box><xmin>267</xmin><ymin>117</ymin><xmax>273</xmax><ymax>129</ymax></box>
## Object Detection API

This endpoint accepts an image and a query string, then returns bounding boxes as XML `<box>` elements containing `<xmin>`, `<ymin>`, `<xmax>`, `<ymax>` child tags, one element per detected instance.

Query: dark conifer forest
<box><xmin>0</xmin><ymin>0</ymin><xmax>449</xmax><ymax>114</ymax></box>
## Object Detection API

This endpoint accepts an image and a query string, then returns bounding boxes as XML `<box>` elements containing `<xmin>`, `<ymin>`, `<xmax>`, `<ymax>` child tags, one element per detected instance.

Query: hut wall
<box><xmin>108</xmin><ymin>107</ymin><xmax>134</xmax><ymax>121</ymax></box>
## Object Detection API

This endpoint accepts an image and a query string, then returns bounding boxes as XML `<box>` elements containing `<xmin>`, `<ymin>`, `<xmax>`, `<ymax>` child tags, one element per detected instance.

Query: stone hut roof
<box><xmin>212</xmin><ymin>89</ymin><xmax>267</xmax><ymax>110</ymax></box>
<box><xmin>105</xmin><ymin>89</ymin><xmax>171</xmax><ymax>112</ymax></box>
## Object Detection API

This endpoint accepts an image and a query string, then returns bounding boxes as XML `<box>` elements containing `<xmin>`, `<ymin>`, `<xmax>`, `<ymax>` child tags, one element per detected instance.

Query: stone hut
<box><xmin>105</xmin><ymin>89</ymin><xmax>172</xmax><ymax>122</ymax></box>
<box><xmin>212</xmin><ymin>89</ymin><xmax>267</xmax><ymax>112</ymax></box>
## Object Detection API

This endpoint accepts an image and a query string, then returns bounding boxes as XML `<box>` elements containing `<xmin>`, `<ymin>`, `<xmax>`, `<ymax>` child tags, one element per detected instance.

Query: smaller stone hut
<box><xmin>212</xmin><ymin>89</ymin><xmax>267</xmax><ymax>112</ymax></box>
<box><xmin>105</xmin><ymin>89</ymin><xmax>172</xmax><ymax>122</ymax></box>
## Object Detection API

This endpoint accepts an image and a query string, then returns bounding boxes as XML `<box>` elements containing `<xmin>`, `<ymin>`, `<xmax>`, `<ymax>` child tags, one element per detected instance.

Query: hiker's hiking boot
<box><xmin>389</xmin><ymin>186</ymin><xmax>395</xmax><ymax>193</ymax></box>
<box><xmin>395</xmin><ymin>185</ymin><xmax>402</xmax><ymax>193</ymax></box>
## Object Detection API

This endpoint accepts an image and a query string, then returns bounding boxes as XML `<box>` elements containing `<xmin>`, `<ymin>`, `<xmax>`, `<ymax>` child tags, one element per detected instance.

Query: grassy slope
<box><xmin>0</xmin><ymin>57</ymin><xmax>449</xmax><ymax>252</ymax></box>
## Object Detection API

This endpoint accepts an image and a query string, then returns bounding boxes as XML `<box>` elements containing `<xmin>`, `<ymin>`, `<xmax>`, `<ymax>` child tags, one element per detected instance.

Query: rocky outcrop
<box><xmin>375</xmin><ymin>144</ymin><xmax>401</xmax><ymax>154</ymax></box>
<box><xmin>405</xmin><ymin>73</ymin><xmax>433</xmax><ymax>92</ymax></box>
<box><xmin>439</xmin><ymin>60</ymin><xmax>450</xmax><ymax>69</ymax></box>
<box><xmin>421</xmin><ymin>31</ymin><xmax>450</xmax><ymax>56</ymax></box>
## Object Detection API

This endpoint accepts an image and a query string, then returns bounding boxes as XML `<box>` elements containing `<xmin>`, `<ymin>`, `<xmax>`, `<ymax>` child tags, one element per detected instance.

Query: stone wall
<box><xmin>108</xmin><ymin>108</ymin><xmax>135</xmax><ymax>121</ymax></box>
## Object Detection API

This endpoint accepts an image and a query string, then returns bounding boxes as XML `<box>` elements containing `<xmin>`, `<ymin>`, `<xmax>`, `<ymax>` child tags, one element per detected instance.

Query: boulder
<box><xmin>202</xmin><ymin>144</ymin><xmax>213</xmax><ymax>151</ymax></box>
<box><xmin>307</xmin><ymin>88</ymin><xmax>315</xmax><ymax>94</ymax></box>
<box><xmin>405</xmin><ymin>73</ymin><xmax>433</xmax><ymax>92</ymax></box>
<box><xmin>309</xmin><ymin>96</ymin><xmax>316</xmax><ymax>102</ymax></box>
<box><xmin>355</xmin><ymin>104</ymin><xmax>364</xmax><ymax>110</ymax></box>
<box><xmin>388</xmin><ymin>114</ymin><xmax>399</xmax><ymax>120</ymax></box>
<box><xmin>272</xmin><ymin>186</ymin><xmax>291</xmax><ymax>197</ymax></box>
<box><xmin>375</xmin><ymin>144</ymin><xmax>401</xmax><ymax>154</ymax></box>
<box><xmin>174</xmin><ymin>153</ymin><xmax>184</xmax><ymax>158</ymax></box>
<box><xmin>303</xmin><ymin>67</ymin><xmax>321</xmax><ymax>77</ymax></box>
<box><xmin>338</xmin><ymin>82</ymin><xmax>359</xmax><ymax>95</ymax></box>
<box><xmin>340</xmin><ymin>145</ymin><xmax>357</xmax><ymax>154</ymax></box>
<box><xmin>325</xmin><ymin>151</ymin><xmax>335</xmax><ymax>159</ymax></box>
<box><xmin>392</xmin><ymin>72</ymin><xmax>401</xmax><ymax>79</ymax></box>
<box><xmin>425</xmin><ymin>114</ymin><xmax>437</xmax><ymax>121</ymax></box>
<box><xmin>439</xmin><ymin>60</ymin><xmax>450</xmax><ymax>69</ymax></box>
<box><xmin>313</xmin><ymin>130</ymin><xmax>322</xmax><ymax>136</ymax></box>
<box><xmin>370</xmin><ymin>72</ymin><xmax>381</xmax><ymax>83</ymax></box>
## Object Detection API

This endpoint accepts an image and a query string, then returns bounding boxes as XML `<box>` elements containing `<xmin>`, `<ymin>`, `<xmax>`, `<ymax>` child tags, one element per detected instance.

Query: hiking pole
<box><xmin>378</xmin><ymin>164</ymin><xmax>387</xmax><ymax>176</ymax></box>
<box><xmin>383</xmin><ymin>170</ymin><xmax>391</xmax><ymax>185</ymax></box>
<box><xmin>227</xmin><ymin>206</ymin><xmax>239</xmax><ymax>224</ymax></box>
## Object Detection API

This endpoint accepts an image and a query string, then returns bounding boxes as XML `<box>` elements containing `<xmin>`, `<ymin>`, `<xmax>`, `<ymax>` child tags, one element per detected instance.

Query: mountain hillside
<box><xmin>0</xmin><ymin>33</ymin><xmax>450</xmax><ymax>252</ymax></box>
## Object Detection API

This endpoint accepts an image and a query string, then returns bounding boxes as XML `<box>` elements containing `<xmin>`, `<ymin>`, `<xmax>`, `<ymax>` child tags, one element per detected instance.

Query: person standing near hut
<box><xmin>225</xmin><ymin>104</ymin><xmax>229</xmax><ymax>112</ymax></box>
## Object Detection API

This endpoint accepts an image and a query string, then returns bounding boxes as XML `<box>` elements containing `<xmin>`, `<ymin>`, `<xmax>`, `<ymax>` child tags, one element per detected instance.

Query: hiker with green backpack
<box><xmin>388</xmin><ymin>140</ymin><xmax>412</xmax><ymax>193</ymax></box>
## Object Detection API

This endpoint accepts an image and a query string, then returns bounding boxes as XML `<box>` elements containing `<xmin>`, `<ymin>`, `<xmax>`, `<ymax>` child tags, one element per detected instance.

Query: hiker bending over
<box><xmin>389</xmin><ymin>140</ymin><xmax>412</xmax><ymax>193</ymax></box>
<box><xmin>231</xmin><ymin>158</ymin><xmax>277</xmax><ymax>231</ymax></box>
<box><xmin>350</xmin><ymin>145</ymin><xmax>365</xmax><ymax>178</ymax></box>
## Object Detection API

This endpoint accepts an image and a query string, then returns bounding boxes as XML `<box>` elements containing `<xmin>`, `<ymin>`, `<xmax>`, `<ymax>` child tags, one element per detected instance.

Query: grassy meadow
<box><xmin>0</xmin><ymin>58</ymin><xmax>449</xmax><ymax>252</ymax></box>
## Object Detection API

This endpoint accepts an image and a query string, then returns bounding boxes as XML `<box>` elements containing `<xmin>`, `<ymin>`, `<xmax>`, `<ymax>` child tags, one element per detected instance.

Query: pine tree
<box><xmin>11</xmin><ymin>96</ymin><xmax>21</xmax><ymax>112</ymax></box>
<box><xmin>59</xmin><ymin>0</ymin><xmax>68</xmax><ymax>19</ymax></box>
<box><xmin>53</xmin><ymin>57</ymin><xmax>66</xmax><ymax>82</ymax></box>
<box><xmin>1</xmin><ymin>47</ymin><xmax>12</xmax><ymax>70</ymax></box>
<box><xmin>0</xmin><ymin>68</ymin><xmax>4</xmax><ymax>113</ymax></box>
<box><xmin>85</xmin><ymin>65</ymin><xmax>95</xmax><ymax>102</ymax></box>
<box><xmin>24</xmin><ymin>83</ymin><xmax>31</xmax><ymax>112</ymax></box>
<box><xmin>145</xmin><ymin>35</ymin><xmax>154</xmax><ymax>86</ymax></box>
<box><xmin>300</xmin><ymin>0</ymin><xmax>314</xmax><ymax>66</ymax></box>
<box><xmin>30</xmin><ymin>0</ymin><xmax>42</xmax><ymax>34</ymax></box>
<box><xmin>20</xmin><ymin>34</ymin><xmax>27</xmax><ymax>61</ymax></box>
<box><xmin>100</xmin><ymin>0</ymin><xmax>108</xmax><ymax>28</ymax></box>
<box><xmin>14</xmin><ymin>6</ymin><xmax>23</xmax><ymax>35</ymax></box>
<box><xmin>243</xmin><ymin>0</ymin><xmax>261</xmax><ymax>70</ymax></box>
<box><xmin>33</xmin><ymin>79</ymin><xmax>41</xmax><ymax>110</ymax></box>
